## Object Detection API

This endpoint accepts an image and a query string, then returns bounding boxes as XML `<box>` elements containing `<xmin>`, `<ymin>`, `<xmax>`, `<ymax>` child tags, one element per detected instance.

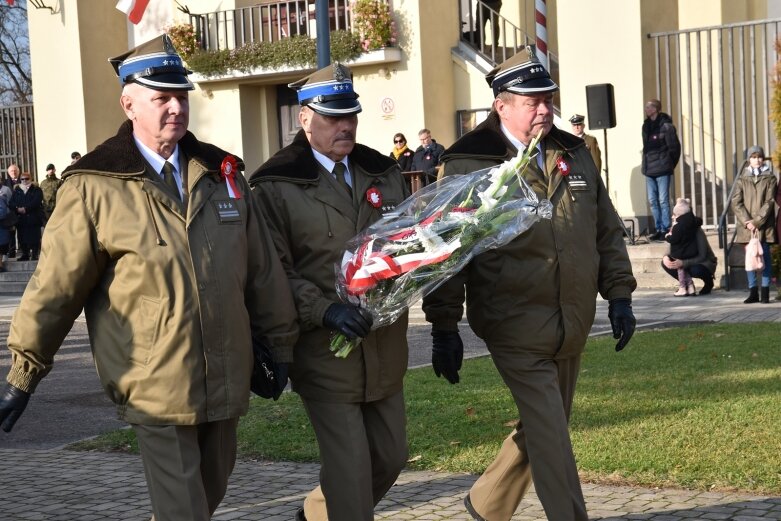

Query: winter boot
<box><xmin>760</xmin><ymin>286</ymin><xmax>770</xmax><ymax>304</ymax></box>
<box><xmin>699</xmin><ymin>277</ymin><xmax>714</xmax><ymax>295</ymax></box>
<box><xmin>744</xmin><ymin>286</ymin><xmax>760</xmax><ymax>304</ymax></box>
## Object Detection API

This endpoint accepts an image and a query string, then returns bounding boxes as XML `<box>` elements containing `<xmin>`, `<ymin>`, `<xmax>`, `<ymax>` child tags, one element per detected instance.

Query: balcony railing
<box><xmin>460</xmin><ymin>0</ymin><xmax>559</xmax><ymax>85</ymax></box>
<box><xmin>190</xmin><ymin>0</ymin><xmax>354</xmax><ymax>52</ymax></box>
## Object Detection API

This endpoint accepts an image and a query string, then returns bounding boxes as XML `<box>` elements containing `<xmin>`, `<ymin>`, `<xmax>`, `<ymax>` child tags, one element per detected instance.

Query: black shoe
<box><xmin>31</xmin><ymin>254</ymin><xmax>39</xmax><ymax>261</ymax></box>
<box><xmin>699</xmin><ymin>278</ymin><xmax>714</xmax><ymax>295</ymax></box>
<box><xmin>760</xmin><ymin>286</ymin><xmax>770</xmax><ymax>304</ymax></box>
<box><xmin>295</xmin><ymin>508</ymin><xmax>307</xmax><ymax>521</ymax></box>
<box><xmin>464</xmin><ymin>495</ymin><xmax>487</xmax><ymax>521</ymax></box>
<box><xmin>649</xmin><ymin>231</ymin><xmax>666</xmax><ymax>241</ymax></box>
<box><xmin>17</xmin><ymin>255</ymin><xmax>29</xmax><ymax>262</ymax></box>
<box><xmin>744</xmin><ymin>287</ymin><xmax>759</xmax><ymax>304</ymax></box>
<box><xmin>7</xmin><ymin>250</ymin><xmax>15</xmax><ymax>258</ymax></box>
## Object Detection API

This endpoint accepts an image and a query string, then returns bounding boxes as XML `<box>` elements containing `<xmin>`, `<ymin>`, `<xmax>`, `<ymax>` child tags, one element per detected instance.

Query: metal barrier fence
<box><xmin>0</xmin><ymin>103</ymin><xmax>36</xmax><ymax>180</ymax></box>
<box><xmin>648</xmin><ymin>18</ymin><xmax>781</xmax><ymax>231</ymax></box>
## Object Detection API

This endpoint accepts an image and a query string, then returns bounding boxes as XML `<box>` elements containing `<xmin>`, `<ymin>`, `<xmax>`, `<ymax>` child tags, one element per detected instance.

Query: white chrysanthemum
<box><xmin>477</xmin><ymin>190</ymin><xmax>499</xmax><ymax>211</ymax></box>
<box><xmin>415</xmin><ymin>224</ymin><xmax>446</xmax><ymax>252</ymax></box>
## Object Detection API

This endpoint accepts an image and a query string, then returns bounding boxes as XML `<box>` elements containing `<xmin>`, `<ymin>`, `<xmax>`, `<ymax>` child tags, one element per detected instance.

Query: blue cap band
<box><xmin>118</xmin><ymin>53</ymin><xmax>186</xmax><ymax>86</ymax></box>
<box><xmin>296</xmin><ymin>81</ymin><xmax>355</xmax><ymax>105</ymax></box>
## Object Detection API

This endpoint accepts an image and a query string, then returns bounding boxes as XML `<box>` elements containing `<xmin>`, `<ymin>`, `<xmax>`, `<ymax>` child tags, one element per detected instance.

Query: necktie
<box><xmin>333</xmin><ymin>162</ymin><xmax>351</xmax><ymax>197</ymax></box>
<box><xmin>161</xmin><ymin>161</ymin><xmax>180</xmax><ymax>199</ymax></box>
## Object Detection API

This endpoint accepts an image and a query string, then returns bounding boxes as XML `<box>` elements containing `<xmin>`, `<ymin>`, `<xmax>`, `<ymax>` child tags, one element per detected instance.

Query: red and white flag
<box><xmin>116</xmin><ymin>0</ymin><xmax>150</xmax><ymax>25</ymax></box>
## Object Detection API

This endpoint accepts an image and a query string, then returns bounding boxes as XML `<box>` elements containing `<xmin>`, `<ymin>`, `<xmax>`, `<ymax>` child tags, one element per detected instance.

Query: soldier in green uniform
<box><xmin>39</xmin><ymin>163</ymin><xmax>62</xmax><ymax>221</ymax></box>
<box><xmin>423</xmin><ymin>46</ymin><xmax>637</xmax><ymax>521</ymax></box>
<box><xmin>569</xmin><ymin>113</ymin><xmax>602</xmax><ymax>174</ymax></box>
<box><xmin>0</xmin><ymin>34</ymin><xmax>298</xmax><ymax>520</ymax></box>
<box><xmin>250</xmin><ymin>63</ymin><xmax>410</xmax><ymax>521</ymax></box>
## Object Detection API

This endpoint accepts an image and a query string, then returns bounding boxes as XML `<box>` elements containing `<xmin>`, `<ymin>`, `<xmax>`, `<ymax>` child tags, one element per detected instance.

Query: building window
<box><xmin>456</xmin><ymin>109</ymin><xmax>491</xmax><ymax>137</ymax></box>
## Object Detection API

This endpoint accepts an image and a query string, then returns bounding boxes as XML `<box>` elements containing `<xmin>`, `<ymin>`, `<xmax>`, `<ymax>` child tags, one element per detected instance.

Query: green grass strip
<box><xmin>70</xmin><ymin>323</ymin><xmax>781</xmax><ymax>493</ymax></box>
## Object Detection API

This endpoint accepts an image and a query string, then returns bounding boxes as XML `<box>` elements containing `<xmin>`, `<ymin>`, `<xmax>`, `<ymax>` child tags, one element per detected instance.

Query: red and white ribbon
<box><xmin>341</xmin><ymin>219</ymin><xmax>463</xmax><ymax>295</ymax></box>
<box><xmin>221</xmin><ymin>156</ymin><xmax>241</xmax><ymax>199</ymax></box>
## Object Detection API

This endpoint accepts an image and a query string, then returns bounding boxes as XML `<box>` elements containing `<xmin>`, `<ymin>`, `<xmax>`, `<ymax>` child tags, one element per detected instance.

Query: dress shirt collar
<box><xmin>312</xmin><ymin>148</ymin><xmax>352</xmax><ymax>185</ymax></box>
<box><xmin>500</xmin><ymin>123</ymin><xmax>544</xmax><ymax>169</ymax></box>
<box><xmin>133</xmin><ymin>136</ymin><xmax>180</xmax><ymax>178</ymax></box>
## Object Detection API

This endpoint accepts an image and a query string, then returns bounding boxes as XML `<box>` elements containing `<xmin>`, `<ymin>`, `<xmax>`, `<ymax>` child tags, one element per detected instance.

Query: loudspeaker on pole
<box><xmin>585</xmin><ymin>83</ymin><xmax>616</xmax><ymax>129</ymax></box>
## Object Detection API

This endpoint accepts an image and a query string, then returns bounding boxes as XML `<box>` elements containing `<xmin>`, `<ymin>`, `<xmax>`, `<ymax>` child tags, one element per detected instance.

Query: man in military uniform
<box><xmin>569</xmin><ymin>113</ymin><xmax>602</xmax><ymax>173</ymax></box>
<box><xmin>39</xmin><ymin>163</ymin><xmax>62</xmax><ymax>221</ymax></box>
<box><xmin>0</xmin><ymin>35</ymin><xmax>298</xmax><ymax>520</ymax></box>
<box><xmin>250</xmin><ymin>63</ymin><xmax>410</xmax><ymax>521</ymax></box>
<box><xmin>422</xmin><ymin>46</ymin><xmax>637</xmax><ymax>521</ymax></box>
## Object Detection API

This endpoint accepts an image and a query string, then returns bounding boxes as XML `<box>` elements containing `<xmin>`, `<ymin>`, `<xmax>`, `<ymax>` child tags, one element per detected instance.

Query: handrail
<box><xmin>189</xmin><ymin>0</ymin><xmax>355</xmax><ymax>52</ymax></box>
<box><xmin>458</xmin><ymin>0</ymin><xmax>559</xmax><ymax>105</ymax></box>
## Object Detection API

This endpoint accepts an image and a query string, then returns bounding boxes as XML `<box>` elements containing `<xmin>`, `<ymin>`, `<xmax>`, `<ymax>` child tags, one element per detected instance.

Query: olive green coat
<box><xmin>731</xmin><ymin>165</ymin><xmax>778</xmax><ymax>244</ymax></box>
<box><xmin>582</xmin><ymin>133</ymin><xmax>602</xmax><ymax>174</ymax></box>
<box><xmin>6</xmin><ymin>121</ymin><xmax>299</xmax><ymax>425</ymax></box>
<box><xmin>250</xmin><ymin>131</ymin><xmax>410</xmax><ymax>403</ymax></box>
<box><xmin>423</xmin><ymin>112</ymin><xmax>635</xmax><ymax>358</ymax></box>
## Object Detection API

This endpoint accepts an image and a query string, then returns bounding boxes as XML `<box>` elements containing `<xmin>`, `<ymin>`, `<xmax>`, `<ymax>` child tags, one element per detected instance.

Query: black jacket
<box><xmin>411</xmin><ymin>141</ymin><xmax>445</xmax><ymax>181</ymax></box>
<box><xmin>642</xmin><ymin>112</ymin><xmax>681</xmax><ymax>177</ymax></box>
<box><xmin>666</xmin><ymin>212</ymin><xmax>700</xmax><ymax>260</ymax></box>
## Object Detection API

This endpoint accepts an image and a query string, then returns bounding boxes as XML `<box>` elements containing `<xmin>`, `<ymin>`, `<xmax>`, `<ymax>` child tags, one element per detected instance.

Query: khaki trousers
<box><xmin>133</xmin><ymin>418</ymin><xmax>239</xmax><ymax>521</ymax></box>
<box><xmin>301</xmin><ymin>391</ymin><xmax>408</xmax><ymax>521</ymax></box>
<box><xmin>468</xmin><ymin>349</ymin><xmax>587</xmax><ymax>521</ymax></box>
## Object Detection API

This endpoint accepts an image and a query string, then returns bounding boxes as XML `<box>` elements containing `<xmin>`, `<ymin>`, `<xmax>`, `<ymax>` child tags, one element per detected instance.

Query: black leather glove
<box><xmin>431</xmin><ymin>329</ymin><xmax>464</xmax><ymax>384</ymax></box>
<box><xmin>0</xmin><ymin>383</ymin><xmax>30</xmax><ymax>433</ymax></box>
<box><xmin>323</xmin><ymin>303</ymin><xmax>373</xmax><ymax>339</ymax></box>
<box><xmin>608</xmin><ymin>298</ymin><xmax>636</xmax><ymax>352</ymax></box>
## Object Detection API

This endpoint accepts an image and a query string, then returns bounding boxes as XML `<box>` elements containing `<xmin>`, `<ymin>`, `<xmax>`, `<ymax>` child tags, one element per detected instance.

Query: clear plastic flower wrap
<box><xmin>330</xmin><ymin>133</ymin><xmax>553</xmax><ymax>357</ymax></box>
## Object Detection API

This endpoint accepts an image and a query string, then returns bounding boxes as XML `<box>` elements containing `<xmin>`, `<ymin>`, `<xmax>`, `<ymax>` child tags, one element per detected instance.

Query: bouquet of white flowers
<box><xmin>330</xmin><ymin>132</ymin><xmax>553</xmax><ymax>357</ymax></box>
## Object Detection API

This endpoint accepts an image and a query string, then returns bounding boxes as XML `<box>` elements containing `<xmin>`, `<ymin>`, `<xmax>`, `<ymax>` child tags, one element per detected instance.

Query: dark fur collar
<box><xmin>442</xmin><ymin>111</ymin><xmax>584</xmax><ymax>161</ymax></box>
<box><xmin>62</xmin><ymin>120</ymin><xmax>243</xmax><ymax>179</ymax></box>
<box><xmin>249</xmin><ymin>129</ymin><xmax>396</xmax><ymax>185</ymax></box>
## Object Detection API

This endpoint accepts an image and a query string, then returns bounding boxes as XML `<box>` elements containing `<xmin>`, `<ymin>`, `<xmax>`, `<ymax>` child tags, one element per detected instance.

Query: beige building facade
<box><xmin>26</xmin><ymin>0</ymin><xmax>780</xmax><ymax>230</ymax></box>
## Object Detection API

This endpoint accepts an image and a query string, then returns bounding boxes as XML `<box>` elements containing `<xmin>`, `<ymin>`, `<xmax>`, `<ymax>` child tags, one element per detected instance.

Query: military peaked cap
<box><xmin>485</xmin><ymin>45</ymin><xmax>558</xmax><ymax>97</ymax></box>
<box><xmin>109</xmin><ymin>34</ymin><xmax>194</xmax><ymax>91</ymax></box>
<box><xmin>289</xmin><ymin>62</ymin><xmax>362</xmax><ymax>116</ymax></box>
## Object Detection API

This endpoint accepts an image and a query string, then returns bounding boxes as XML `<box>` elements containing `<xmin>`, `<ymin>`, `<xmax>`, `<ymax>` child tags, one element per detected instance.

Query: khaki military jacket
<box><xmin>423</xmin><ymin>112</ymin><xmax>635</xmax><ymax>358</ymax></box>
<box><xmin>582</xmin><ymin>133</ymin><xmax>602</xmax><ymax>174</ymax></box>
<box><xmin>250</xmin><ymin>131</ymin><xmax>410</xmax><ymax>403</ymax></box>
<box><xmin>731</xmin><ymin>165</ymin><xmax>778</xmax><ymax>244</ymax></box>
<box><xmin>6</xmin><ymin>121</ymin><xmax>298</xmax><ymax>425</ymax></box>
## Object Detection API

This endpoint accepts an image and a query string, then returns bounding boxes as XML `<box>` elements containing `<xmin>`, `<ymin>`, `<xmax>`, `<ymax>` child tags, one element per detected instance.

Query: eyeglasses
<box><xmin>394</xmin><ymin>139</ymin><xmax>405</xmax><ymax>144</ymax></box>
<box><xmin>20</xmin><ymin>177</ymin><xmax>31</xmax><ymax>181</ymax></box>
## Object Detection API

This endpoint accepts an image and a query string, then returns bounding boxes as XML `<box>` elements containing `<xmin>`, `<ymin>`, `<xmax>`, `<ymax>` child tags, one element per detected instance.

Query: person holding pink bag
<box><xmin>731</xmin><ymin>145</ymin><xmax>777</xmax><ymax>303</ymax></box>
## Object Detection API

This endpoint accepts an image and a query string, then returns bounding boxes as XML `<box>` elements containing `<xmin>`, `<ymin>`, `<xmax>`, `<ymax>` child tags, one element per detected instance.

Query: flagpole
<box><xmin>315</xmin><ymin>0</ymin><xmax>330</xmax><ymax>68</ymax></box>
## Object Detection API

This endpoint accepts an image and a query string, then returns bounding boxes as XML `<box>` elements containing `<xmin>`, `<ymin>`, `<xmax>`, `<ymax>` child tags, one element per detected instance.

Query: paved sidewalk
<box><xmin>3</xmin><ymin>448</ymin><xmax>781</xmax><ymax>521</ymax></box>
<box><xmin>1</xmin><ymin>289</ymin><xmax>780</xmax><ymax>520</ymax></box>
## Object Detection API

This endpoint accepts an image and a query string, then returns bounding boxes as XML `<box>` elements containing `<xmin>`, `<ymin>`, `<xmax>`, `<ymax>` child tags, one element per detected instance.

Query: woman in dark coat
<box><xmin>389</xmin><ymin>133</ymin><xmax>414</xmax><ymax>172</ymax></box>
<box><xmin>10</xmin><ymin>173</ymin><xmax>45</xmax><ymax>261</ymax></box>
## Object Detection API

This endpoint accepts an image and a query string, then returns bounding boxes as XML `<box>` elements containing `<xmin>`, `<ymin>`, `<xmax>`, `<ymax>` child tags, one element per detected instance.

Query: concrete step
<box><xmin>0</xmin><ymin>259</ymin><xmax>36</xmax><ymax>295</ymax></box>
